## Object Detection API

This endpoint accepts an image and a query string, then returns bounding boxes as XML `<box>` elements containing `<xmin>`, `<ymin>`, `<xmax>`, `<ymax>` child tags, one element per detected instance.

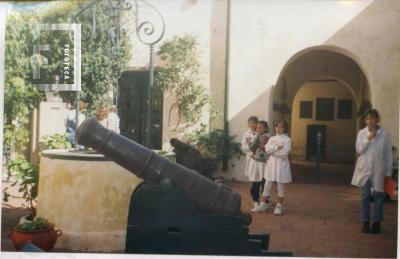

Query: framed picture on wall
<box><xmin>316</xmin><ymin>98</ymin><xmax>334</xmax><ymax>121</ymax></box>
<box><xmin>337</xmin><ymin>99</ymin><xmax>353</xmax><ymax>119</ymax></box>
<box><xmin>300</xmin><ymin>101</ymin><xmax>313</xmax><ymax>119</ymax></box>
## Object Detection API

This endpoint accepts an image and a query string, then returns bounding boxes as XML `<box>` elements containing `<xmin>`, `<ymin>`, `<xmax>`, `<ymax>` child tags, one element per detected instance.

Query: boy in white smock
<box><xmin>352</xmin><ymin>109</ymin><xmax>392</xmax><ymax>234</ymax></box>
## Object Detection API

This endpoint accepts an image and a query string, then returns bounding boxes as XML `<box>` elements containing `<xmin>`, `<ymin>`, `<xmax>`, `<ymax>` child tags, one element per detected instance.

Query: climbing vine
<box><xmin>4</xmin><ymin>1</ymin><xmax>132</xmax><ymax>159</ymax></box>
<box><xmin>4</xmin><ymin>14</ymin><xmax>45</xmax><ymax>157</ymax></box>
<box><xmin>155</xmin><ymin>35</ymin><xmax>212</xmax><ymax>129</ymax></box>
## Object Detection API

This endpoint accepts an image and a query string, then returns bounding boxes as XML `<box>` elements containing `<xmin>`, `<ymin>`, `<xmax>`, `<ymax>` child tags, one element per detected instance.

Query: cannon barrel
<box><xmin>76</xmin><ymin>118</ymin><xmax>250</xmax><ymax>224</ymax></box>
<box><xmin>170</xmin><ymin>138</ymin><xmax>196</xmax><ymax>152</ymax></box>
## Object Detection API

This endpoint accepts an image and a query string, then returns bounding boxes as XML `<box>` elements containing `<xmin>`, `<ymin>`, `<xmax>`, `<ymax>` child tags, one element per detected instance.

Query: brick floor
<box><xmin>227</xmin><ymin>180</ymin><xmax>398</xmax><ymax>258</ymax></box>
<box><xmin>2</xmin><ymin>163</ymin><xmax>398</xmax><ymax>257</ymax></box>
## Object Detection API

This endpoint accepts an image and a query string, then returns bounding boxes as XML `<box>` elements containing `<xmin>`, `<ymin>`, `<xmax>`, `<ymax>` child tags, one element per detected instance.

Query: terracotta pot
<box><xmin>10</xmin><ymin>224</ymin><xmax>62</xmax><ymax>251</ymax></box>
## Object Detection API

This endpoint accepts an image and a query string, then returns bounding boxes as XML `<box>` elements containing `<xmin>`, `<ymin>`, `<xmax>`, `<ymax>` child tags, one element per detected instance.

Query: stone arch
<box><xmin>269</xmin><ymin>45</ymin><xmax>371</xmax><ymax>164</ymax></box>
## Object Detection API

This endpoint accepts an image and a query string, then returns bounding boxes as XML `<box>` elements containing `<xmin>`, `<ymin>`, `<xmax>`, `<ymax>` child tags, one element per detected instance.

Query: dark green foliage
<box><xmin>16</xmin><ymin>217</ymin><xmax>51</xmax><ymax>231</ymax></box>
<box><xmin>186</xmin><ymin>124</ymin><xmax>244</xmax><ymax>170</ymax></box>
<box><xmin>3</xmin><ymin>0</ymin><xmax>131</xmax><ymax>215</ymax></box>
<box><xmin>3</xmin><ymin>157</ymin><xmax>38</xmax><ymax>216</ymax></box>
<box><xmin>155</xmin><ymin>35</ymin><xmax>211</xmax><ymax>128</ymax></box>
<box><xmin>39</xmin><ymin>133</ymin><xmax>72</xmax><ymax>150</ymax></box>
<box><xmin>37</xmin><ymin>0</ymin><xmax>132</xmax><ymax>115</ymax></box>
<box><xmin>4</xmin><ymin>1</ymin><xmax>132</xmax><ymax>157</ymax></box>
<box><xmin>4</xmin><ymin>14</ymin><xmax>46</xmax><ymax>156</ymax></box>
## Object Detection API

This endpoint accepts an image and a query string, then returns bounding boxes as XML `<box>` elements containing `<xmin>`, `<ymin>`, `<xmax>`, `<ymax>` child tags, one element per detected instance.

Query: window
<box><xmin>300</xmin><ymin>101</ymin><xmax>313</xmax><ymax>119</ymax></box>
<box><xmin>337</xmin><ymin>99</ymin><xmax>353</xmax><ymax>119</ymax></box>
<box><xmin>316</xmin><ymin>98</ymin><xmax>334</xmax><ymax>121</ymax></box>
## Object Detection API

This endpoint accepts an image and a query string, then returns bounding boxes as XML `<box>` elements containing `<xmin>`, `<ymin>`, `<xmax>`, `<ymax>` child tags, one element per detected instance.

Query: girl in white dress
<box><xmin>351</xmin><ymin>109</ymin><xmax>392</xmax><ymax>234</ymax></box>
<box><xmin>247</xmin><ymin>121</ymin><xmax>270</xmax><ymax>208</ymax></box>
<box><xmin>252</xmin><ymin>119</ymin><xmax>292</xmax><ymax>215</ymax></box>
<box><xmin>241</xmin><ymin>116</ymin><xmax>258</xmax><ymax>182</ymax></box>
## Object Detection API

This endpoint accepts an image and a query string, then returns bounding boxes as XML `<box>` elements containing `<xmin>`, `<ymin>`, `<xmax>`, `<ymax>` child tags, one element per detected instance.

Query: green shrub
<box><xmin>186</xmin><ymin>124</ymin><xmax>243</xmax><ymax>171</ymax></box>
<box><xmin>3</xmin><ymin>157</ymin><xmax>38</xmax><ymax>217</ymax></box>
<box><xmin>40</xmin><ymin>133</ymin><xmax>71</xmax><ymax>150</ymax></box>
<box><xmin>16</xmin><ymin>217</ymin><xmax>51</xmax><ymax>231</ymax></box>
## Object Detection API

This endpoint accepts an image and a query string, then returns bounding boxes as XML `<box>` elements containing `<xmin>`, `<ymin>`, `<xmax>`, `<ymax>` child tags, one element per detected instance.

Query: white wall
<box><xmin>124</xmin><ymin>0</ymin><xmax>213</xmax><ymax>149</ymax></box>
<box><xmin>324</xmin><ymin>0</ymin><xmax>400</xmax><ymax>154</ymax></box>
<box><xmin>227</xmin><ymin>0</ymin><xmax>399</xmax><ymax>181</ymax></box>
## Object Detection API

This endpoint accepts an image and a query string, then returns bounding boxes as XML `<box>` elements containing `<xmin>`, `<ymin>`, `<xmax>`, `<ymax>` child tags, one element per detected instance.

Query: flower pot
<box><xmin>10</xmin><ymin>224</ymin><xmax>62</xmax><ymax>251</ymax></box>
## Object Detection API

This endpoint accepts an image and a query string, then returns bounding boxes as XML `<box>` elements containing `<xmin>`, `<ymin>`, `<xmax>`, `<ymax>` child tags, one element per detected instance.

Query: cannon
<box><xmin>76</xmin><ymin>118</ymin><xmax>292</xmax><ymax>256</ymax></box>
<box><xmin>170</xmin><ymin>138</ymin><xmax>217</xmax><ymax>179</ymax></box>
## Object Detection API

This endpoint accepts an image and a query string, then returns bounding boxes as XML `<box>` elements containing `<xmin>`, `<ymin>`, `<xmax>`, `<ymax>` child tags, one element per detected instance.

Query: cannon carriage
<box><xmin>76</xmin><ymin>118</ymin><xmax>292</xmax><ymax>256</ymax></box>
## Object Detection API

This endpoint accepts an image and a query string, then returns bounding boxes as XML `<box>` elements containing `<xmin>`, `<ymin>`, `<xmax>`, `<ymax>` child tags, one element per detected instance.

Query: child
<box><xmin>241</xmin><ymin>116</ymin><xmax>258</xmax><ymax>176</ymax></box>
<box><xmin>241</xmin><ymin>116</ymin><xmax>258</xmax><ymax>206</ymax></box>
<box><xmin>351</xmin><ymin>108</ymin><xmax>392</xmax><ymax>234</ymax></box>
<box><xmin>247</xmin><ymin>121</ymin><xmax>270</xmax><ymax>208</ymax></box>
<box><xmin>252</xmin><ymin>119</ymin><xmax>292</xmax><ymax>215</ymax></box>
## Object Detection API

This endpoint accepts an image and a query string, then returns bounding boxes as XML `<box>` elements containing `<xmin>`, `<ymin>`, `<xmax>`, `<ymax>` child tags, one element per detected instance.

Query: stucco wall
<box><xmin>291</xmin><ymin>81</ymin><xmax>357</xmax><ymax>163</ymax></box>
<box><xmin>324</xmin><ymin>0</ymin><xmax>400</xmax><ymax>155</ymax></box>
<box><xmin>37</xmin><ymin>151</ymin><xmax>143</xmax><ymax>252</ymax></box>
<box><xmin>123</xmin><ymin>0</ymin><xmax>212</xmax><ymax>149</ymax></box>
<box><xmin>226</xmin><ymin>0</ymin><xmax>399</xmax><ymax>181</ymax></box>
<box><xmin>38</xmin><ymin>102</ymin><xmax>69</xmax><ymax>139</ymax></box>
<box><xmin>209</xmin><ymin>0</ymin><xmax>228</xmax><ymax>130</ymax></box>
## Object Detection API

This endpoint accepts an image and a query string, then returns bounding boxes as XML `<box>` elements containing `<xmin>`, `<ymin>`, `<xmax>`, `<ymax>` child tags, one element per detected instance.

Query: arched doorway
<box><xmin>270</xmin><ymin>46</ymin><xmax>371</xmax><ymax>183</ymax></box>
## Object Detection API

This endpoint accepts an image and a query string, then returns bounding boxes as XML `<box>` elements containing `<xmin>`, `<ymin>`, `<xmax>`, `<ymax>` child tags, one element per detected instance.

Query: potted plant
<box><xmin>10</xmin><ymin>217</ymin><xmax>62</xmax><ymax>251</ymax></box>
<box><xmin>185</xmin><ymin>124</ymin><xmax>244</xmax><ymax>178</ymax></box>
<box><xmin>3</xmin><ymin>156</ymin><xmax>62</xmax><ymax>251</ymax></box>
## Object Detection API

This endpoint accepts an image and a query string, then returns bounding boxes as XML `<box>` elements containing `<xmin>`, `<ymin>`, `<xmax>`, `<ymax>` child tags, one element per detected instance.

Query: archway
<box><xmin>270</xmin><ymin>46</ymin><xmax>371</xmax><ymax>183</ymax></box>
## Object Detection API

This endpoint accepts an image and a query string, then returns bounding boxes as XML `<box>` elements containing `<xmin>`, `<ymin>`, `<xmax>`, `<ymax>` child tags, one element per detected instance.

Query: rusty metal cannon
<box><xmin>170</xmin><ymin>138</ymin><xmax>217</xmax><ymax>179</ymax></box>
<box><xmin>76</xmin><ymin>118</ymin><xmax>292</xmax><ymax>256</ymax></box>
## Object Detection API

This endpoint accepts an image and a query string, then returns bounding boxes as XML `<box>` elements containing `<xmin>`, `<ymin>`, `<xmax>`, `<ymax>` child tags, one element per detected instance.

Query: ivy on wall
<box><xmin>36</xmin><ymin>0</ymin><xmax>132</xmax><ymax>116</ymax></box>
<box><xmin>4</xmin><ymin>14</ymin><xmax>45</xmax><ymax>157</ymax></box>
<box><xmin>4</xmin><ymin>1</ymin><xmax>132</xmax><ymax>158</ymax></box>
<box><xmin>154</xmin><ymin>35</ymin><xmax>241</xmax><ymax>171</ymax></box>
<box><xmin>155</xmin><ymin>35</ymin><xmax>212</xmax><ymax>129</ymax></box>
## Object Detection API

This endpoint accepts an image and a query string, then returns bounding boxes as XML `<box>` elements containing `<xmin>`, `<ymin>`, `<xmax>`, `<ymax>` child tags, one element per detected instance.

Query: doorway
<box><xmin>118</xmin><ymin>70</ymin><xmax>163</xmax><ymax>149</ymax></box>
<box><xmin>306</xmin><ymin>125</ymin><xmax>326</xmax><ymax>162</ymax></box>
<box><xmin>271</xmin><ymin>46</ymin><xmax>371</xmax><ymax>184</ymax></box>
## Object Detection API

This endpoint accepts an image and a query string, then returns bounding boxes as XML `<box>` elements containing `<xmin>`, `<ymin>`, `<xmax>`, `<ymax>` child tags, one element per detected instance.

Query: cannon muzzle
<box><xmin>76</xmin><ymin>118</ymin><xmax>250</xmax><ymax>224</ymax></box>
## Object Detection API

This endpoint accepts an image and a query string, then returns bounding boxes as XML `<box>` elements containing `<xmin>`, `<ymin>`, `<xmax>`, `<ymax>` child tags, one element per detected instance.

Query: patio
<box><xmin>2</xmin><ymin>166</ymin><xmax>397</xmax><ymax>257</ymax></box>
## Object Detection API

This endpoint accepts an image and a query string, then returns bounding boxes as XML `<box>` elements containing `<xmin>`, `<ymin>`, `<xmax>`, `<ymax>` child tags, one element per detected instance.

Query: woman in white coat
<box><xmin>252</xmin><ymin>119</ymin><xmax>292</xmax><ymax>215</ymax></box>
<box><xmin>352</xmin><ymin>109</ymin><xmax>392</xmax><ymax>234</ymax></box>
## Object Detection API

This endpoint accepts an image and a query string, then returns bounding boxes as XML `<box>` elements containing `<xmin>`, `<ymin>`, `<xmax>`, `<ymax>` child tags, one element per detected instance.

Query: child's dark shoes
<box><xmin>370</xmin><ymin>222</ymin><xmax>381</xmax><ymax>234</ymax></box>
<box><xmin>361</xmin><ymin>221</ymin><xmax>370</xmax><ymax>233</ymax></box>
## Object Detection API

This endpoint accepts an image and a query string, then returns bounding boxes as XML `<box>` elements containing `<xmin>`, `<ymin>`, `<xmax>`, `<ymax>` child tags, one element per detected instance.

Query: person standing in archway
<box><xmin>352</xmin><ymin>109</ymin><xmax>393</xmax><ymax>234</ymax></box>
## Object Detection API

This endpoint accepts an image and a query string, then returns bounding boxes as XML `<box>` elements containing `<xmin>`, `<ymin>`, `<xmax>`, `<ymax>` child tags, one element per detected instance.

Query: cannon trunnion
<box><xmin>76</xmin><ymin>118</ymin><xmax>292</xmax><ymax>256</ymax></box>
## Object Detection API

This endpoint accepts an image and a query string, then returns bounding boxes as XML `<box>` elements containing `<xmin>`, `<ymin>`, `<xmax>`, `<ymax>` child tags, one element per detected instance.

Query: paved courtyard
<box><xmin>228</xmin><ymin>181</ymin><xmax>397</xmax><ymax>258</ymax></box>
<box><xmin>1</xmin><ymin>163</ymin><xmax>398</xmax><ymax>257</ymax></box>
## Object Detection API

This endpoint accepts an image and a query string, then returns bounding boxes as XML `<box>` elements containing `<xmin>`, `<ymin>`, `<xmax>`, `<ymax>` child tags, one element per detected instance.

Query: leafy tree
<box><xmin>4</xmin><ymin>0</ymin><xmax>132</xmax><ymax>158</ymax></box>
<box><xmin>37</xmin><ymin>0</ymin><xmax>132</xmax><ymax>115</ymax></box>
<box><xmin>4</xmin><ymin>14</ymin><xmax>45</xmax><ymax>156</ymax></box>
<box><xmin>155</xmin><ymin>35</ymin><xmax>212</xmax><ymax>129</ymax></box>
<box><xmin>3</xmin><ymin>1</ymin><xmax>132</xmax><ymax>211</ymax></box>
